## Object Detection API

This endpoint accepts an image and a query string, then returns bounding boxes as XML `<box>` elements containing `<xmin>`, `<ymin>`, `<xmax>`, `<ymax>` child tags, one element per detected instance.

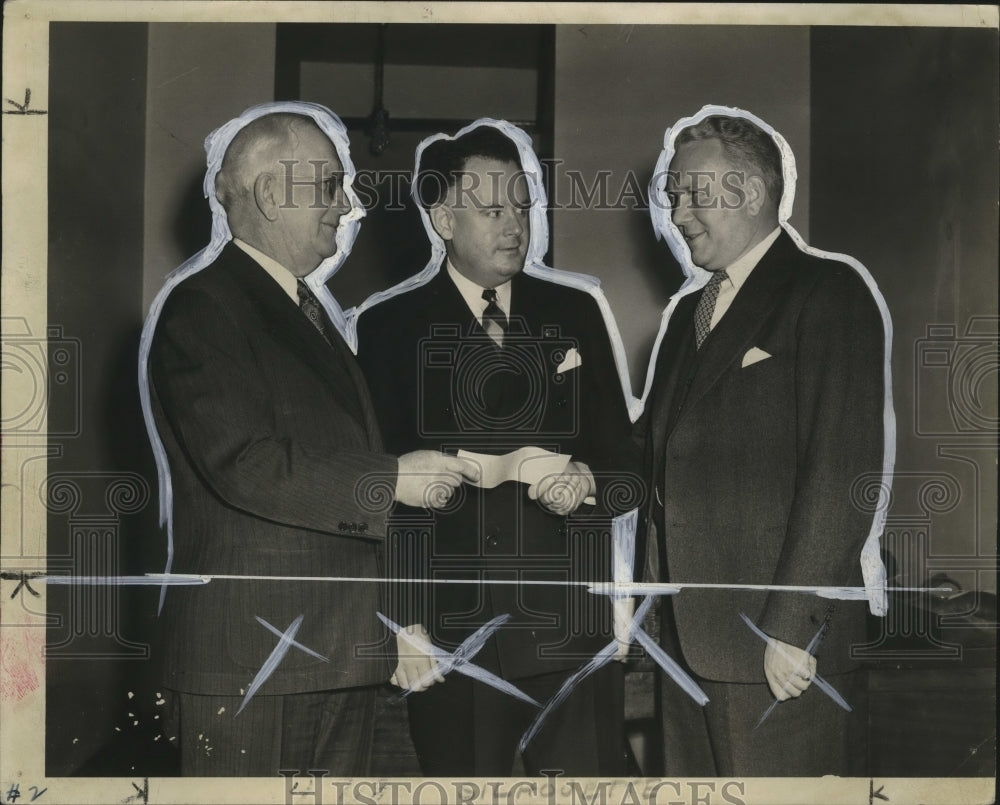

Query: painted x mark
<box><xmin>518</xmin><ymin>593</ymin><xmax>709</xmax><ymax>752</ymax></box>
<box><xmin>739</xmin><ymin>612</ymin><xmax>852</xmax><ymax>729</ymax></box>
<box><xmin>236</xmin><ymin>614</ymin><xmax>329</xmax><ymax>715</ymax></box>
<box><xmin>377</xmin><ymin>612</ymin><xmax>539</xmax><ymax>706</ymax></box>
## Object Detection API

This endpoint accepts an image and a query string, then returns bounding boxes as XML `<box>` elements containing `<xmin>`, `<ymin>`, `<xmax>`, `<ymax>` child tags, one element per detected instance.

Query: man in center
<box><xmin>357</xmin><ymin>124</ymin><xmax>635</xmax><ymax>776</ymax></box>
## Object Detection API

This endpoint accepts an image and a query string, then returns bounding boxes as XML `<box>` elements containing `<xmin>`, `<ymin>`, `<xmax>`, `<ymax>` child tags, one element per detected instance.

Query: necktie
<box><xmin>297</xmin><ymin>280</ymin><xmax>329</xmax><ymax>342</ymax></box>
<box><xmin>693</xmin><ymin>270</ymin><xmax>728</xmax><ymax>349</ymax></box>
<box><xmin>296</xmin><ymin>278</ymin><xmax>367</xmax><ymax>422</ymax></box>
<box><xmin>481</xmin><ymin>288</ymin><xmax>509</xmax><ymax>347</ymax></box>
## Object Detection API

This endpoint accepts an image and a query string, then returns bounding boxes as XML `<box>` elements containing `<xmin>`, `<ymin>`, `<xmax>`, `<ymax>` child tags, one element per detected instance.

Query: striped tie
<box><xmin>481</xmin><ymin>288</ymin><xmax>509</xmax><ymax>347</ymax></box>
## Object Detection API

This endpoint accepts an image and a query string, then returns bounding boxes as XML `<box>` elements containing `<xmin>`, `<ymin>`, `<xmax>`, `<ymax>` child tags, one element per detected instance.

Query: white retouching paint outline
<box><xmin>346</xmin><ymin>117</ymin><xmax>636</xmax><ymax>420</ymax></box>
<box><xmin>643</xmin><ymin>104</ymin><xmax>896</xmax><ymax>616</ymax></box>
<box><xmin>236</xmin><ymin>614</ymin><xmax>329</xmax><ymax>716</ymax></box>
<box><xmin>739</xmin><ymin>612</ymin><xmax>852</xmax><ymax>725</ymax></box>
<box><xmin>377</xmin><ymin>612</ymin><xmax>540</xmax><ymax>707</ymax></box>
<box><xmin>348</xmin><ymin>118</ymin><xmax>644</xmax><ymax>682</ymax></box>
<box><xmin>518</xmin><ymin>593</ymin><xmax>708</xmax><ymax>755</ymax></box>
<box><xmin>518</xmin><ymin>521</ymin><xmax>709</xmax><ymax>754</ymax></box>
<box><xmin>137</xmin><ymin>101</ymin><xmax>366</xmax><ymax>613</ymax></box>
<box><xmin>36</xmin><ymin>573</ymin><xmax>943</xmax><ymax>598</ymax></box>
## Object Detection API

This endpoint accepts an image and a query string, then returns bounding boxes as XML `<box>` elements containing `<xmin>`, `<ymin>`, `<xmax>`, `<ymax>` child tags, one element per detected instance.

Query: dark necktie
<box><xmin>297</xmin><ymin>280</ymin><xmax>329</xmax><ymax>343</ymax></box>
<box><xmin>693</xmin><ymin>270</ymin><xmax>728</xmax><ymax>349</ymax></box>
<box><xmin>481</xmin><ymin>288</ymin><xmax>509</xmax><ymax>347</ymax></box>
<box><xmin>297</xmin><ymin>279</ymin><xmax>367</xmax><ymax>424</ymax></box>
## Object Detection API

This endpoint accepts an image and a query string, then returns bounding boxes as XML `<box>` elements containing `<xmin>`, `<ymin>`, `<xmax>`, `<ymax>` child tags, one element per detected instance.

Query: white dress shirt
<box><xmin>709</xmin><ymin>227</ymin><xmax>782</xmax><ymax>330</ymax></box>
<box><xmin>233</xmin><ymin>238</ymin><xmax>299</xmax><ymax>304</ymax></box>
<box><xmin>446</xmin><ymin>260</ymin><xmax>512</xmax><ymax>326</ymax></box>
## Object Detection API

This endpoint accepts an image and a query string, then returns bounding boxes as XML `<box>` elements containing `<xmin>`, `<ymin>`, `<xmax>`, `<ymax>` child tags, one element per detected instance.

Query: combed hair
<box><xmin>215</xmin><ymin>113</ymin><xmax>317</xmax><ymax>211</ymax></box>
<box><xmin>675</xmin><ymin>115</ymin><xmax>784</xmax><ymax>205</ymax></box>
<box><xmin>415</xmin><ymin>125</ymin><xmax>523</xmax><ymax>209</ymax></box>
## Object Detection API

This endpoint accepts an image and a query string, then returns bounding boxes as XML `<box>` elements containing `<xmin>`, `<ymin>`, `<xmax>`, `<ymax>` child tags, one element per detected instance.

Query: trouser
<box><xmin>659</xmin><ymin>666</ymin><xmax>868</xmax><ymax>776</ymax></box>
<box><xmin>407</xmin><ymin>662</ymin><xmax>626</xmax><ymax>777</ymax></box>
<box><xmin>163</xmin><ymin>685</ymin><xmax>377</xmax><ymax>776</ymax></box>
<box><xmin>656</xmin><ymin>597</ymin><xmax>869</xmax><ymax>777</ymax></box>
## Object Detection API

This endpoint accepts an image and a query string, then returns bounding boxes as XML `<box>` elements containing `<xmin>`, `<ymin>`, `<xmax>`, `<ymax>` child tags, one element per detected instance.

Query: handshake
<box><xmin>395</xmin><ymin>450</ymin><xmax>595</xmax><ymax>515</ymax></box>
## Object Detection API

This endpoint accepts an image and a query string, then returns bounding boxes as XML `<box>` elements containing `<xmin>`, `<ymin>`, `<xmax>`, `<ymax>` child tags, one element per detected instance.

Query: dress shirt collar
<box><xmin>446</xmin><ymin>259</ymin><xmax>513</xmax><ymax>321</ymax></box>
<box><xmin>233</xmin><ymin>238</ymin><xmax>300</xmax><ymax>304</ymax></box>
<box><xmin>719</xmin><ymin>226</ymin><xmax>782</xmax><ymax>293</ymax></box>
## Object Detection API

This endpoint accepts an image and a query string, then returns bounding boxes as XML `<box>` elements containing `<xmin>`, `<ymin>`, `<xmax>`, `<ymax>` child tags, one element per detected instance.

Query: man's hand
<box><xmin>390</xmin><ymin>623</ymin><xmax>445</xmax><ymax>692</ymax></box>
<box><xmin>763</xmin><ymin>638</ymin><xmax>817</xmax><ymax>700</ymax></box>
<box><xmin>612</xmin><ymin>596</ymin><xmax>635</xmax><ymax>661</ymax></box>
<box><xmin>528</xmin><ymin>460</ymin><xmax>595</xmax><ymax>516</ymax></box>
<box><xmin>395</xmin><ymin>451</ymin><xmax>480</xmax><ymax>509</ymax></box>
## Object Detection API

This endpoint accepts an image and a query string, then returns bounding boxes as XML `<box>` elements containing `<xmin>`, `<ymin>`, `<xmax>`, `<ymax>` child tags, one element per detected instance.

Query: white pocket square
<box><xmin>741</xmin><ymin>347</ymin><xmax>772</xmax><ymax>368</ymax></box>
<box><xmin>555</xmin><ymin>347</ymin><xmax>582</xmax><ymax>374</ymax></box>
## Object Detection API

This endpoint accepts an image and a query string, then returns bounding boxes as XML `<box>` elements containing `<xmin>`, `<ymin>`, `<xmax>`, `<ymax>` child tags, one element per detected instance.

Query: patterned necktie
<box><xmin>694</xmin><ymin>269</ymin><xmax>728</xmax><ymax>349</ymax></box>
<box><xmin>481</xmin><ymin>288</ymin><xmax>509</xmax><ymax>347</ymax></box>
<box><xmin>296</xmin><ymin>278</ymin><xmax>367</xmax><ymax>420</ymax></box>
<box><xmin>297</xmin><ymin>280</ymin><xmax>329</xmax><ymax>342</ymax></box>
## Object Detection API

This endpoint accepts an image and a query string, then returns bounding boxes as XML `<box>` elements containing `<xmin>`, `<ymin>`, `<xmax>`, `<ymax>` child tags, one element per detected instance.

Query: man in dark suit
<box><xmin>144</xmin><ymin>107</ymin><xmax>476</xmax><ymax>776</ymax></box>
<box><xmin>642</xmin><ymin>113</ymin><xmax>889</xmax><ymax>776</ymax></box>
<box><xmin>356</xmin><ymin>124</ymin><xmax>637</xmax><ymax>776</ymax></box>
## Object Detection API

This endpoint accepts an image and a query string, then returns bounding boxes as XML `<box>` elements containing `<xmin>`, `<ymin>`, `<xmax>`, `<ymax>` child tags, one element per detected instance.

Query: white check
<box><xmin>457</xmin><ymin>446</ymin><xmax>597</xmax><ymax>505</ymax></box>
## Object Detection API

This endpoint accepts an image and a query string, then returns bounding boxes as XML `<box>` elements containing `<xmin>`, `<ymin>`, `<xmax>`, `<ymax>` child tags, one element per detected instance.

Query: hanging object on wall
<box><xmin>365</xmin><ymin>23</ymin><xmax>391</xmax><ymax>155</ymax></box>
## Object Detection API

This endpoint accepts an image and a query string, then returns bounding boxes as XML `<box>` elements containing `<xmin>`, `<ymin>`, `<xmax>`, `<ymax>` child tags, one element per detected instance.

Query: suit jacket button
<box><xmin>486</xmin><ymin>535</ymin><xmax>498</xmax><ymax>548</ymax></box>
<box><xmin>443</xmin><ymin>406</ymin><xmax>453</xmax><ymax>416</ymax></box>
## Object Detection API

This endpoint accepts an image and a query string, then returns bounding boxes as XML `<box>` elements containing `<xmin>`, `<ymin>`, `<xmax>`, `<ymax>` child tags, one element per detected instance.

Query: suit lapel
<box><xmin>650</xmin><ymin>294</ymin><xmax>698</xmax><ymax>447</ymax></box>
<box><xmin>436</xmin><ymin>268</ymin><xmax>495</xmax><ymax>340</ymax></box>
<box><xmin>330</xmin><ymin>319</ymin><xmax>384</xmax><ymax>450</ymax></box>
<box><xmin>496</xmin><ymin>273</ymin><xmax>540</xmax><ymax>427</ymax></box>
<box><xmin>678</xmin><ymin>233</ymin><xmax>798</xmax><ymax>421</ymax></box>
<box><xmin>222</xmin><ymin>246</ymin><xmax>369</xmax><ymax>428</ymax></box>
<box><xmin>436</xmin><ymin>269</ymin><xmax>526</xmax><ymax>441</ymax></box>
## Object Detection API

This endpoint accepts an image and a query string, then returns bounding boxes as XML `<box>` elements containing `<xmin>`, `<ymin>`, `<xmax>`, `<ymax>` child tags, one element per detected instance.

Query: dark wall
<box><xmin>39</xmin><ymin>21</ymin><xmax>997</xmax><ymax>780</ymax></box>
<box><xmin>553</xmin><ymin>25</ymin><xmax>812</xmax><ymax>393</ymax></box>
<box><xmin>143</xmin><ymin>23</ymin><xmax>276</xmax><ymax>311</ymax></box>
<box><xmin>277</xmin><ymin>23</ymin><xmax>550</xmax><ymax>310</ymax></box>
<box><xmin>811</xmin><ymin>27</ymin><xmax>998</xmax><ymax>587</ymax></box>
<box><xmin>47</xmin><ymin>22</ymin><xmax>163</xmax><ymax>776</ymax></box>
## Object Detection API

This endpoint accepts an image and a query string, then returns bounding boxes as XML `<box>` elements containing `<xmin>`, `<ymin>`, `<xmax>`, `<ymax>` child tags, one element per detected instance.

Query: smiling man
<box><xmin>357</xmin><ymin>124</ymin><xmax>635</xmax><ymax>776</ymax></box>
<box><xmin>145</xmin><ymin>108</ymin><xmax>476</xmax><ymax>776</ymax></box>
<box><xmin>642</xmin><ymin>113</ymin><xmax>888</xmax><ymax>776</ymax></box>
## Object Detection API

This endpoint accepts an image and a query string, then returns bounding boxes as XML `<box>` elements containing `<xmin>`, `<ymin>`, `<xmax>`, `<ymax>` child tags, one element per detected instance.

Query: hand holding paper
<box><xmin>456</xmin><ymin>447</ymin><xmax>597</xmax><ymax>511</ymax></box>
<box><xmin>396</xmin><ymin>451</ymin><xmax>481</xmax><ymax>509</ymax></box>
<box><xmin>528</xmin><ymin>460</ymin><xmax>596</xmax><ymax>516</ymax></box>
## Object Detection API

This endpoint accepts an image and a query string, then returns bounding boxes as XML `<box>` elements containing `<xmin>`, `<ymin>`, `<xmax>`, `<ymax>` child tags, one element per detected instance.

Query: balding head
<box><xmin>214</xmin><ymin>113</ymin><xmax>351</xmax><ymax>277</ymax></box>
<box><xmin>216</xmin><ymin>113</ymin><xmax>316</xmax><ymax>218</ymax></box>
